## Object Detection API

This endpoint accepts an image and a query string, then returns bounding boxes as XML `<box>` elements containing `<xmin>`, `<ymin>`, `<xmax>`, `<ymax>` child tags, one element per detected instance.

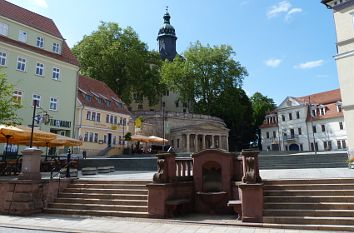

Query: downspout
<box><xmin>72</xmin><ymin>69</ymin><xmax>80</xmax><ymax>138</ymax></box>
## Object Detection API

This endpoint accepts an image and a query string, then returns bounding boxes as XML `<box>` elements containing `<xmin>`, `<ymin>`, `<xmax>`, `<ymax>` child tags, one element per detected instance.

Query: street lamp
<box><xmin>30</xmin><ymin>99</ymin><xmax>50</xmax><ymax>148</ymax></box>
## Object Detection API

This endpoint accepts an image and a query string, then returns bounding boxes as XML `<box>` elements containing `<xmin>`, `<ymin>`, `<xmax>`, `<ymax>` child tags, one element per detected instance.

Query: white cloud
<box><xmin>265</xmin><ymin>58</ymin><xmax>282</xmax><ymax>68</ymax></box>
<box><xmin>285</xmin><ymin>8</ymin><xmax>303</xmax><ymax>21</ymax></box>
<box><xmin>267</xmin><ymin>1</ymin><xmax>303</xmax><ymax>21</ymax></box>
<box><xmin>294</xmin><ymin>60</ymin><xmax>325</xmax><ymax>69</ymax></box>
<box><xmin>267</xmin><ymin>1</ymin><xmax>292</xmax><ymax>19</ymax></box>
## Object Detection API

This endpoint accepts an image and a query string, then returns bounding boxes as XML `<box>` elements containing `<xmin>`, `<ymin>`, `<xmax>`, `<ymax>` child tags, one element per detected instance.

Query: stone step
<box><xmin>264</xmin><ymin>209</ymin><xmax>354</xmax><ymax>217</ymax></box>
<box><xmin>264</xmin><ymin>195</ymin><xmax>354</xmax><ymax>202</ymax></box>
<box><xmin>58</xmin><ymin>192</ymin><xmax>147</xmax><ymax>200</ymax></box>
<box><xmin>44</xmin><ymin>208</ymin><xmax>149</xmax><ymax>218</ymax></box>
<box><xmin>68</xmin><ymin>183</ymin><xmax>147</xmax><ymax>190</ymax></box>
<box><xmin>55</xmin><ymin>197</ymin><xmax>148</xmax><ymax>206</ymax></box>
<box><xmin>264</xmin><ymin>183</ymin><xmax>354</xmax><ymax>190</ymax></box>
<box><xmin>63</xmin><ymin>188</ymin><xmax>148</xmax><ymax>195</ymax></box>
<box><xmin>264</xmin><ymin>202</ymin><xmax>354</xmax><ymax>210</ymax></box>
<box><xmin>73</xmin><ymin>180</ymin><xmax>150</xmax><ymax>185</ymax></box>
<box><xmin>264</xmin><ymin>189</ymin><xmax>354</xmax><ymax>196</ymax></box>
<box><xmin>263</xmin><ymin>216</ymin><xmax>354</xmax><ymax>225</ymax></box>
<box><xmin>263</xmin><ymin>178</ymin><xmax>354</xmax><ymax>185</ymax></box>
<box><xmin>259</xmin><ymin>222</ymin><xmax>354</xmax><ymax>232</ymax></box>
<box><xmin>48</xmin><ymin>203</ymin><xmax>148</xmax><ymax>212</ymax></box>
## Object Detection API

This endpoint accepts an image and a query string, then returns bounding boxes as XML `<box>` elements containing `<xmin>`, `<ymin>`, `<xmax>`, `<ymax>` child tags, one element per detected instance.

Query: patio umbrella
<box><xmin>130</xmin><ymin>134</ymin><xmax>151</xmax><ymax>143</ymax></box>
<box><xmin>148</xmin><ymin>136</ymin><xmax>168</xmax><ymax>143</ymax></box>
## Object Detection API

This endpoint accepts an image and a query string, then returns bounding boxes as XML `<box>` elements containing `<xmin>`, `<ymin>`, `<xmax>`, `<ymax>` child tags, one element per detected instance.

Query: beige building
<box><xmin>322</xmin><ymin>0</ymin><xmax>354</xmax><ymax>157</ymax></box>
<box><xmin>135</xmin><ymin>111</ymin><xmax>229</xmax><ymax>153</ymax></box>
<box><xmin>76</xmin><ymin>75</ymin><xmax>132</xmax><ymax>156</ymax></box>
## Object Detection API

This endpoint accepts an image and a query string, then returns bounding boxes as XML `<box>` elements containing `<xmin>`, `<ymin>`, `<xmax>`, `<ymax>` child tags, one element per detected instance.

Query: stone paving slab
<box><xmin>0</xmin><ymin>214</ymin><xmax>343</xmax><ymax>233</ymax></box>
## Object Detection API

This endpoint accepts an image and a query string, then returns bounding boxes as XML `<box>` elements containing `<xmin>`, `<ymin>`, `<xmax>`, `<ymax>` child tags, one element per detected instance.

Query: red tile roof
<box><xmin>78</xmin><ymin>75</ymin><xmax>132</xmax><ymax>116</ymax></box>
<box><xmin>296</xmin><ymin>89</ymin><xmax>341</xmax><ymax>105</ymax></box>
<box><xmin>0</xmin><ymin>0</ymin><xmax>78</xmax><ymax>66</ymax></box>
<box><xmin>0</xmin><ymin>0</ymin><xmax>62</xmax><ymax>38</ymax></box>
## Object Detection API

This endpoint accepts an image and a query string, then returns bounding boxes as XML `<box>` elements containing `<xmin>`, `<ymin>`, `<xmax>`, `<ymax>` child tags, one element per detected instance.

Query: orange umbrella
<box><xmin>130</xmin><ymin>134</ymin><xmax>151</xmax><ymax>143</ymax></box>
<box><xmin>148</xmin><ymin>136</ymin><xmax>168</xmax><ymax>143</ymax></box>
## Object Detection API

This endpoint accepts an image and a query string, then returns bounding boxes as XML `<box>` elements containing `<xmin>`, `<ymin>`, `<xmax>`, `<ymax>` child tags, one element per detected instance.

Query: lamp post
<box><xmin>30</xmin><ymin>100</ymin><xmax>38</xmax><ymax>148</ymax></box>
<box><xmin>29</xmin><ymin>99</ymin><xmax>51</xmax><ymax>148</ymax></box>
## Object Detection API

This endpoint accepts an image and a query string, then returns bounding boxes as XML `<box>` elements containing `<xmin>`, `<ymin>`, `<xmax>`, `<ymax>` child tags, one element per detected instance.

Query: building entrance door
<box><xmin>108</xmin><ymin>133</ymin><xmax>112</xmax><ymax>147</ymax></box>
<box><xmin>289</xmin><ymin>144</ymin><xmax>300</xmax><ymax>151</ymax></box>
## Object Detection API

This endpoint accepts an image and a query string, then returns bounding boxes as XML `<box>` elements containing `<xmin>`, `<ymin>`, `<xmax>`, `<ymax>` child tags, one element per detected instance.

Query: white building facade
<box><xmin>322</xmin><ymin>0</ymin><xmax>354</xmax><ymax>158</ymax></box>
<box><xmin>261</xmin><ymin>89</ymin><xmax>347</xmax><ymax>152</ymax></box>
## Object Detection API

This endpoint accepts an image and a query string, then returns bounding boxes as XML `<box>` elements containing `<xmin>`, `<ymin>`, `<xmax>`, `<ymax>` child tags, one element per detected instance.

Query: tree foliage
<box><xmin>72</xmin><ymin>22</ymin><xmax>164</xmax><ymax>105</ymax></box>
<box><xmin>0</xmin><ymin>70</ymin><xmax>21</xmax><ymax>125</ymax></box>
<box><xmin>161</xmin><ymin>41</ymin><xmax>248</xmax><ymax>114</ymax></box>
<box><xmin>250</xmin><ymin>92</ymin><xmax>276</xmax><ymax>149</ymax></box>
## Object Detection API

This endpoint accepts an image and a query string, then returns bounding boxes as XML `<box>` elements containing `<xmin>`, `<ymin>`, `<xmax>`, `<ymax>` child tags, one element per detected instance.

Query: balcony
<box><xmin>283</xmin><ymin>134</ymin><xmax>299</xmax><ymax>141</ymax></box>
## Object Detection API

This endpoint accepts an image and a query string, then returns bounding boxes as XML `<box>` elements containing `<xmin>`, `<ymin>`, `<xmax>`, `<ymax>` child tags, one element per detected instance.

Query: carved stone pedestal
<box><xmin>18</xmin><ymin>148</ymin><xmax>43</xmax><ymax>181</ymax></box>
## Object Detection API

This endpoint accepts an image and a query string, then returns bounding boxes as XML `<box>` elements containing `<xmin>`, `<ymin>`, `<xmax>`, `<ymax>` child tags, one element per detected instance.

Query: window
<box><xmin>339</xmin><ymin>122</ymin><xmax>344</xmax><ymax>130</ymax></box>
<box><xmin>91</xmin><ymin>112</ymin><xmax>96</xmax><ymax>121</ymax></box>
<box><xmin>0</xmin><ymin>51</ymin><xmax>6</xmax><ymax>66</ymax></box>
<box><xmin>84</xmin><ymin>94</ymin><xmax>92</xmax><ymax>101</ymax></box>
<box><xmin>288</xmin><ymin>113</ymin><xmax>292</xmax><ymax>120</ymax></box>
<box><xmin>97</xmin><ymin>113</ymin><xmax>101</xmax><ymax>122</ymax></box>
<box><xmin>298</xmin><ymin>127</ymin><xmax>302</xmax><ymax>135</ymax></box>
<box><xmin>177</xmin><ymin>139</ymin><xmax>180</xmax><ymax>148</ymax></box>
<box><xmin>89</xmin><ymin>132</ymin><xmax>94</xmax><ymax>142</ymax></box>
<box><xmin>52</xmin><ymin>67</ymin><xmax>60</xmax><ymax>80</ymax></box>
<box><xmin>12</xmin><ymin>90</ymin><xmax>23</xmax><ymax>104</ymax></box>
<box><xmin>321</xmin><ymin>124</ymin><xmax>326</xmax><ymax>132</ymax></box>
<box><xmin>114</xmin><ymin>116</ymin><xmax>118</xmax><ymax>124</ymax></box>
<box><xmin>273</xmin><ymin>131</ymin><xmax>276</xmax><ymax>138</ymax></box>
<box><xmin>103</xmin><ymin>135</ymin><xmax>107</xmax><ymax>143</ymax></box>
<box><xmin>282</xmin><ymin>115</ymin><xmax>285</xmax><ymax>121</ymax></box>
<box><xmin>49</xmin><ymin>97</ymin><xmax>58</xmax><ymax>111</ymax></box>
<box><xmin>19</xmin><ymin>30</ymin><xmax>27</xmax><ymax>42</ymax></box>
<box><xmin>84</xmin><ymin>132</ymin><xmax>88</xmax><ymax>142</ymax></box>
<box><xmin>343</xmin><ymin>140</ymin><xmax>347</xmax><ymax>149</ymax></box>
<box><xmin>175</xmin><ymin>101</ymin><xmax>179</xmax><ymax>108</ymax></box>
<box><xmin>86</xmin><ymin>111</ymin><xmax>91</xmax><ymax>120</ymax></box>
<box><xmin>32</xmin><ymin>94</ymin><xmax>41</xmax><ymax>107</ymax></box>
<box><xmin>110</xmin><ymin>115</ymin><xmax>114</xmax><ymax>124</ymax></box>
<box><xmin>36</xmin><ymin>36</ymin><xmax>44</xmax><ymax>48</ymax></box>
<box><xmin>0</xmin><ymin>23</ymin><xmax>8</xmax><ymax>36</ymax></box>
<box><xmin>113</xmin><ymin>136</ymin><xmax>116</xmax><ymax>145</ymax></box>
<box><xmin>337</xmin><ymin>140</ymin><xmax>342</xmax><ymax>149</ymax></box>
<box><xmin>300</xmin><ymin>144</ymin><xmax>303</xmax><ymax>151</ymax></box>
<box><xmin>17</xmin><ymin>57</ymin><xmax>26</xmax><ymax>72</ymax></box>
<box><xmin>106</xmin><ymin>114</ymin><xmax>109</xmax><ymax>123</ymax></box>
<box><xmin>320</xmin><ymin>107</ymin><xmax>325</xmax><ymax>116</ymax></box>
<box><xmin>266</xmin><ymin>132</ymin><xmax>269</xmax><ymax>139</ymax></box>
<box><xmin>337</xmin><ymin>102</ymin><xmax>342</xmax><ymax>112</ymax></box>
<box><xmin>313</xmin><ymin>125</ymin><xmax>317</xmax><ymax>133</ymax></box>
<box><xmin>324</xmin><ymin>141</ymin><xmax>332</xmax><ymax>151</ymax></box>
<box><xmin>35</xmin><ymin>62</ymin><xmax>44</xmax><ymax>76</ymax></box>
<box><xmin>296</xmin><ymin>111</ymin><xmax>300</xmax><ymax>119</ymax></box>
<box><xmin>311</xmin><ymin>109</ymin><xmax>316</xmax><ymax>117</ymax></box>
<box><xmin>52</xmin><ymin>43</ymin><xmax>60</xmax><ymax>54</ymax></box>
<box><xmin>94</xmin><ymin>133</ymin><xmax>98</xmax><ymax>143</ymax></box>
<box><xmin>337</xmin><ymin>139</ymin><xmax>347</xmax><ymax>149</ymax></box>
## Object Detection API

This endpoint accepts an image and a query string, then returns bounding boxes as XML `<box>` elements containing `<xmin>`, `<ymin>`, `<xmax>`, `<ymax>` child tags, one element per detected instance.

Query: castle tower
<box><xmin>157</xmin><ymin>8</ymin><xmax>177</xmax><ymax>61</ymax></box>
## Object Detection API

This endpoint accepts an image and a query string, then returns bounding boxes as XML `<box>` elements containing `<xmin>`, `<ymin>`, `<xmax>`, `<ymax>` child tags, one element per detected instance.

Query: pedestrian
<box><xmin>82</xmin><ymin>150</ymin><xmax>87</xmax><ymax>159</ymax></box>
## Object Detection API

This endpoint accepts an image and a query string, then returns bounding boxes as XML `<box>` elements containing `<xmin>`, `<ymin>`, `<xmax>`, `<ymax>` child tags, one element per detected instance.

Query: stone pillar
<box><xmin>226</xmin><ymin>135</ymin><xmax>229</xmax><ymax>151</ymax></box>
<box><xmin>153</xmin><ymin>153</ymin><xmax>176</xmax><ymax>183</ymax></box>
<box><xmin>186</xmin><ymin>133</ymin><xmax>190</xmax><ymax>152</ymax></box>
<box><xmin>211</xmin><ymin>135</ymin><xmax>215</xmax><ymax>148</ymax></box>
<box><xmin>202</xmin><ymin>134</ymin><xmax>206</xmax><ymax>150</ymax></box>
<box><xmin>18</xmin><ymin>147</ymin><xmax>43</xmax><ymax>181</ymax></box>
<box><xmin>195</xmin><ymin>134</ymin><xmax>199</xmax><ymax>152</ymax></box>
<box><xmin>239</xmin><ymin>183</ymin><xmax>263</xmax><ymax>222</ymax></box>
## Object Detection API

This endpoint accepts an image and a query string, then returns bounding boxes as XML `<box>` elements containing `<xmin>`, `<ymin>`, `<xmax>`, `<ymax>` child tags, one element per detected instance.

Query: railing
<box><xmin>283</xmin><ymin>135</ymin><xmax>299</xmax><ymax>141</ymax></box>
<box><xmin>175</xmin><ymin>158</ymin><xmax>193</xmax><ymax>181</ymax></box>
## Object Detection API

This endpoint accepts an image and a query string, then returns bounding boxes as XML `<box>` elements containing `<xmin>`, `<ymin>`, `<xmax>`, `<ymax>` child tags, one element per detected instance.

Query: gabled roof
<box><xmin>78</xmin><ymin>75</ymin><xmax>131</xmax><ymax>116</ymax></box>
<box><xmin>0</xmin><ymin>0</ymin><xmax>78</xmax><ymax>66</ymax></box>
<box><xmin>0</xmin><ymin>0</ymin><xmax>62</xmax><ymax>38</ymax></box>
<box><xmin>295</xmin><ymin>89</ymin><xmax>341</xmax><ymax>105</ymax></box>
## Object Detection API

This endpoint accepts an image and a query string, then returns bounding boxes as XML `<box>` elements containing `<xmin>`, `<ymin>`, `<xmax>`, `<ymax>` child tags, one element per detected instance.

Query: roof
<box><xmin>0</xmin><ymin>0</ymin><xmax>62</xmax><ymax>38</ymax></box>
<box><xmin>78</xmin><ymin>75</ymin><xmax>131</xmax><ymax>116</ymax></box>
<box><xmin>295</xmin><ymin>89</ymin><xmax>341</xmax><ymax>105</ymax></box>
<box><xmin>0</xmin><ymin>0</ymin><xmax>78</xmax><ymax>66</ymax></box>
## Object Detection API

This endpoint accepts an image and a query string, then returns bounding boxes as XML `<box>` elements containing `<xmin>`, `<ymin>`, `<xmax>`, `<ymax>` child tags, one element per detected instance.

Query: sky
<box><xmin>7</xmin><ymin>0</ymin><xmax>339</xmax><ymax>105</ymax></box>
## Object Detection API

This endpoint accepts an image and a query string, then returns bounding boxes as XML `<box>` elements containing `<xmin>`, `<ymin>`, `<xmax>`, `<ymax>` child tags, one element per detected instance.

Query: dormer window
<box><xmin>310</xmin><ymin>105</ymin><xmax>317</xmax><ymax>117</ymax></box>
<box><xmin>106</xmin><ymin>100</ymin><xmax>111</xmax><ymax>107</ymax></box>
<box><xmin>336</xmin><ymin>101</ymin><xmax>342</xmax><ymax>112</ymax></box>
<box><xmin>84</xmin><ymin>94</ymin><xmax>92</xmax><ymax>102</ymax></box>
<box><xmin>319</xmin><ymin>105</ymin><xmax>326</xmax><ymax>116</ymax></box>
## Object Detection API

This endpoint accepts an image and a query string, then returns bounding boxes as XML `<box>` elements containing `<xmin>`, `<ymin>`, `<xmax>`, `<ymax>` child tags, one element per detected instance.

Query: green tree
<box><xmin>0</xmin><ymin>70</ymin><xmax>21</xmax><ymax>125</ymax></box>
<box><xmin>161</xmin><ymin>41</ymin><xmax>248</xmax><ymax>114</ymax></box>
<box><xmin>250</xmin><ymin>92</ymin><xmax>276</xmax><ymax>150</ymax></box>
<box><xmin>72</xmin><ymin>22</ymin><xmax>164</xmax><ymax>105</ymax></box>
<box><xmin>212</xmin><ymin>87</ymin><xmax>254</xmax><ymax>151</ymax></box>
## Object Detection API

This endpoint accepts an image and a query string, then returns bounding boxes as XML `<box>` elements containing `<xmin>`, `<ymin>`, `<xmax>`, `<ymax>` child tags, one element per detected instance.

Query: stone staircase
<box><xmin>263</xmin><ymin>178</ymin><xmax>354</xmax><ymax>231</ymax></box>
<box><xmin>44</xmin><ymin>179</ymin><xmax>149</xmax><ymax>218</ymax></box>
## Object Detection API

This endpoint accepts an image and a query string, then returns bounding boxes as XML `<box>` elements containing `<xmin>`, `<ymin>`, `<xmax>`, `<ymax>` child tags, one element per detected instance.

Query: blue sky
<box><xmin>8</xmin><ymin>0</ymin><xmax>338</xmax><ymax>105</ymax></box>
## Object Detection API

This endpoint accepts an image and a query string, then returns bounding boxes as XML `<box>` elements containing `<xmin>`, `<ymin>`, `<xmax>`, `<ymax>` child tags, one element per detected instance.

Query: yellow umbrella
<box><xmin>148</xmin><ymin>136</ymin><xmax>168</xmax><ymax>143</ymax></box>
<box><xmin>0</xmin><ymin>125</ymin><xmax>31</xmax><ymax>144</ymax></box>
